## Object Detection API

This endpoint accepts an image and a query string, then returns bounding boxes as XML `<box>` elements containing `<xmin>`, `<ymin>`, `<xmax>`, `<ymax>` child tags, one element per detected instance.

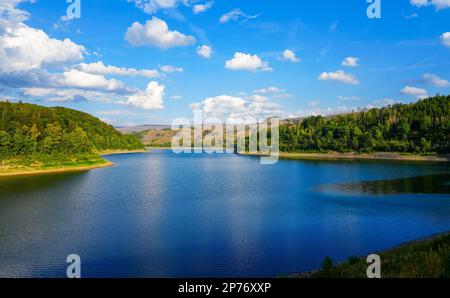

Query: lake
<box><xmin>0</xmin><ymin>150</ymin><xmax>449</xmax><ymax>277</ymax></box>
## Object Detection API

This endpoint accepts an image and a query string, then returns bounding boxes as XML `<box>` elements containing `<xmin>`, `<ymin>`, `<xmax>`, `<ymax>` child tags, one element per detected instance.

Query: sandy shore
<box><xmin>241</xmin><ymin>151</ymin><xmax>450</xmax><ymax>162</ymax></box>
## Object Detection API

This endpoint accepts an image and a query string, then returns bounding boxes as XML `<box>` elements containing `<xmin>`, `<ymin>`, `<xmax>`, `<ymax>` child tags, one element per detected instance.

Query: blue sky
<box><xmin>0</xmin><ymin>0</ymin><xmax>449</xmax><ymax>125</ymax></box>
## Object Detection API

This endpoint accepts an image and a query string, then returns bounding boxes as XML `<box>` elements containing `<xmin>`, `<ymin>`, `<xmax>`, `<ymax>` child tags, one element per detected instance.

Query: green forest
<box><xmin>280</xmin><ymin>95</ymin><xmax>450</xmax><ymax>154</ymax></box>
<box><xmin>0</xmin><ymin>101</ymin><xmax>144</xmax><ymax>161</ymax></box>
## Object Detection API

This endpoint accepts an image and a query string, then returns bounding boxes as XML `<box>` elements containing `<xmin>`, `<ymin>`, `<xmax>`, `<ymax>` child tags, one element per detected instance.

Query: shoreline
<box><xmin>98</xmin><ymin>149</ymin><xmax>148</xmax><ymax>156</ymax></box>
<box><xmin>0</xmin><ymin>149</ymin><xmax>148</xmax><ymax>178</ymax></box>
<box><xmin>291</xmin><ymin>231</ymin><xmax>450</xmax><ymax>278</ymax></box>
<box><xmin>242</xmin><ymin>151</ymin><xmax>450</xmax><ymax>162</ymax></box>
<box><xmin>0</xmin><ymin>160</ymin><xmax>114</xmax><ymax>178</ymax></box>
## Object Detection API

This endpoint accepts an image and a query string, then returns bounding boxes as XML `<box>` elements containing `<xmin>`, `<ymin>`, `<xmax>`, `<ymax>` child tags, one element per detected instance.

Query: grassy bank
<box><xmin>0</xmin><ymin>154</ymin><xmax>113</xmax><ymax>177</ymax></box>
<box><xmin>295</xmin><ymin>232</ymin><xmax>450</xmax><ymax>278</ymax></box>
<box><xmin>241</xmin><ymin>151</ymin><xmax>450</xmax><ymax>162</ymax></box>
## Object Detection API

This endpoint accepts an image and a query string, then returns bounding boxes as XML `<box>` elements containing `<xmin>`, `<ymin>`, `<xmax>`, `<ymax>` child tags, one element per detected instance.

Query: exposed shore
<box><xmin>0</xmin><ymin>149</ymin><xmax>148</xmax><ymax>178</ymax></box>
<box><xmin>0</xmin><ymin>159</ymin><xmax>113</xmax><ymax>178</ymax></box>
<box><xmin>242</xmin><ymin>151</ymin><xmax>450</xmax><ymax>162</ymax></box>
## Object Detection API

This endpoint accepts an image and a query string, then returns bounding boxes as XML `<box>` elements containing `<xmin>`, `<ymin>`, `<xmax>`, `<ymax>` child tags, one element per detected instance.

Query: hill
<box><xmin>0</xmin><ymin>101</ymin><xmax>144</xmax><ymax>175</ymax></box>
<box><xmin>281</xmin><ymin>95</ymin><xmax>450</xmax><ymax>154</ymax></box>
<box><xmin>133</xmin><ymin>96</ymin><xmax>450</xmax><ymax>155</ymax></box>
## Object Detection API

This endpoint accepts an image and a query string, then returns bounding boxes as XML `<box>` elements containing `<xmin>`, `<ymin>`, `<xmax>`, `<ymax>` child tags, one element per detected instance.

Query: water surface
<box><xmin>0</xmin><ymin>150</ymin><xmax>449</xmax><ymax>277</ymax></box>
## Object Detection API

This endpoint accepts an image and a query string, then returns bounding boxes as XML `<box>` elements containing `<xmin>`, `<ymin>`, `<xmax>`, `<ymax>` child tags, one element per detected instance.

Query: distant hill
<box><xmin>135</xmin><ymin>96</ymin><xmax>450</xmax><ymax>154</ymax></box>
<box><xmin>117</xmin><ymin>125</ymin><xmax>172</xmax><ymax>134</ymax></box>
<box><xmin>0</xmin><ymin>101</ymin><xmax>144</xmax><ymax>158</ymax></box>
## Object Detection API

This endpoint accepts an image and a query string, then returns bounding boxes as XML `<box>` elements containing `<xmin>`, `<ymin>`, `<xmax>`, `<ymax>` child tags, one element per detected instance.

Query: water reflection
<box><xmin>320</xmin><ymin>173</ymin><xmax>450</xmax><ymax>195</ymax></box>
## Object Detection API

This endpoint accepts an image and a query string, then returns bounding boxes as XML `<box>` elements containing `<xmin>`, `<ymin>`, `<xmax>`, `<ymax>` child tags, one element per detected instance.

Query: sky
<box><xmin>0</xmin><ymin>0</ymin><xmax>449</xmax><ymax>126</ymax></box>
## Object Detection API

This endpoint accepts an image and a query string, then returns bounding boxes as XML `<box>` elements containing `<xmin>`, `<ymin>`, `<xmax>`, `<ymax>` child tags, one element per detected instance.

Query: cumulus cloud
<box><xmin>225</xmin><ymin>52</ymin><xmax>272</xmax><ymax>72</ymax></box>
<box><xmin>0</xmin><ymin>22</ymin><xmax>85</xmax><ymax>73</ymax></box>
<box><xmin>410</xmin><ymin>0</ymin><xmax>450</xmax><ymax>10</ymax></box>
<box><xmin>342</xmin><ymin>57</ymin><xmax>359</xmax><ymax>67</ymax></box>
<box><xmin>55</xmin><ymin>70</ymin><xmax>130</xmax><ymax>93</ymax></box>
<box><xmin>0</xmin><ymin>0</ymin><xmax>33</xmax><ymax>24</ymax></box>
<box><xmin>279</xmin><ymin>49</ymin><xmax>300</xmax><ymax>63</ymax></box>
<box><xmin>318</xmin><ymin>70</ymin><xmax>359</xmax><ymax>85</ymax></box>
<box><xmin>422</xmin><ymin>73</ymin><xmax>450</xmax><ymax>87</ymax></box>
<box><xmin>441</xmin><ymin>32</ymin><xmax>450</xmax><ymax>47</ymax></box>
<box><xmin>190</xmin><ymin>94</ymin><xmax>285</xmax><ymax>123</ymax></box>
<box><xmin>125</xmin><ymin>17</ymin><xmax>196</xmax><ymax>49</ymax></box>
<box><xmin>75</xmin><ymin>61</ymin><xmax>160</xmax><ymax>78</ymax></box>
<box><xmin>123</xmin><ymin>81</ymin><xmax>165</xmax><ymax>110</ymax></box>
<box><xmin>193</xmin><ymin>2</ymin><xmax>213</xmax><ymax>14</ymax></box>
<box><xmin>196</xmin><ymin>45</ymin><xmax>212</xmax><ymax>58</ymax></box>
<box><xmin>401</xmin><ymin>86</ymin><xmax>428</xmax><ymax>99</ymax></box>
<box><xmin>219</xmin><ymin>9</ymin><xmax>259</xmax><ymax>24</ymax></box>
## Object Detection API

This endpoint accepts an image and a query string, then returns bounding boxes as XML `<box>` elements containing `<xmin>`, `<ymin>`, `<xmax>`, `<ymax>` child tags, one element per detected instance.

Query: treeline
<box><xmin>280</xmin><ymin>95</ymin><xmax>450</xmax><ymax>154</ymax></box>
<box><xmin>0</xmin><ymin>101</ymin><xmax>144</xmax><ymax>157</ymax></box>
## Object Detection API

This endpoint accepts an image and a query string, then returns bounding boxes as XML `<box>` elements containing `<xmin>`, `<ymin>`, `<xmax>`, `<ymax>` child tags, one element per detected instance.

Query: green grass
<box><xmin>0</xmin><ymin>153</ymin><xmax>109</xmax><ymax>174</ymax></box>
<box><xmin>302</xmin><ymin>233</ymin><xmax>450</xmax><ymax>278</ymax></box>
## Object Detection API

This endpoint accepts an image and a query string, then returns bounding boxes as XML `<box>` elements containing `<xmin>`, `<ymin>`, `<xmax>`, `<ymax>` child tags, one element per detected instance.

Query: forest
<box><xmin>0</xmin><ymin>101</ymin><xmax>144</xmax><ymax>159</ymax></box>
<box><xmin>280</xmin><ymin>95</ymin><xmax>450</xmax><ymax>154</ymax></box>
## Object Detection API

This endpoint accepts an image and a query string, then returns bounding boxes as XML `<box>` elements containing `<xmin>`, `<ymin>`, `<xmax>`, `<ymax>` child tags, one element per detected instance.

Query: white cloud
<box><xmin>318</xmin><ymin>70</ymin><xmax>359</xmax><ymax>85</ymax></box>
<box><xmin>196</xmin><ymin>45</ymin><xmax>212</xmax><ymax>58</ymax></box>
<box><xmin>0</xmin><ymin>0</ymin><xmax>33</xmax><ymax>24</ymax></box>
<box><xmin>170</xmin><ymin>95</ymin><xmax>182</xmax><ymax>100</ymax></box>
<box><xmin>401</xmin><ymin>86</ymin><xmax>428</xmax><ymax>99</ymax></box>
<box><xmin>279</xmin><ymin>49</ymin><xmax>300</xmax><ymax>63</ymax></box>
<box><xmin>43</xmin><ymin>89</ymin><xmax>119</xmax><ymax>103</ymax></box>
<box><xmin>342</xmin><ymin>57</ymin><xmax>359</xmax><ymax>67</ymax></box>
<box><xmin>125</xmin><ymin>17</ymin><xmax>196</xmax><ymax>49</ymax></box>
<box><xmin>219</xmin><ymin>9</ymin><xmax>259</xmax><ymax>24</ymax></box>
<box><xmin>190</xmin><ymin>94</ymin><xmax>285</xmax><ymax>123</ymax></box>
<box><xmin>55</xmin><ymin>70</ymin><xmax>129</xmax><ymax>92</ymax></box>
<box><xmin>441</xmin><ymin>32</ymin><xmax>450</xmax><ymax>47</ymax></box>
<box><xmin>422</xmin><ymin>73</ymin><xmax>450</xmax><ymax>87</ymax></box>
<box><xmin>124</xmin><ymin>81</ymin><xmax>165</xmax><ymax>110</ymax></box>
<box><xmin>193</xmin><ymin>2</ymin><xmax>213</xmax><ymax>14</ymax></box>
<box><xmin>75</xmin><ymin>61</ymin><xmax>160</xmax><ymax>78</ymax></box>
<box><xmin>225</xmin><ymin>52</ymin><xmax>272</xmax><ymax>72</ymax></box>
<box><xmin>372</xmin><ymin>98</ymin><xmax>399</xmax><ymax>107</ymax></box>
<box><xmin>22</xmin><ymin>87</ymin><xmax>56</xmax><ymax>97</ymax></box>
<box><xmin>127</xmin><ymin>0</ymin><xmax>180</xmax><ymax>14</ymax></box>
<box><xmin>254</xmin><ymin>86</ymin><xmax>283</xmax><ymax>94</ymax></box>
<box><xmin>253</xmin><ymin>87</ymin><xmax>293</xmax><ymax>99</ymax></box>
<box><xmin>160</xmin><ymin>65</ymin><xmax>183</xmax><ymax>73</ymax></box>
<box><xmin>0</xmin><ymin>22</ymin><xmax>85</xmax><ymax>73</ymax></box>
<box><xmin>410</xmin><ymin>0</ymin><xmax>450</xmax><ymax>10</ymax></box>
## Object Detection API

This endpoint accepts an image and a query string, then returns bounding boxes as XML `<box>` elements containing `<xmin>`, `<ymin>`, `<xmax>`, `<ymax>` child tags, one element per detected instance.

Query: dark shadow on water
<box><xmin>319</xmin><ymin>173</ymin><xmax>450</xmax><ymax>195</ymax></box>
<box><xmin>0</xmin><ymin>172</ymin><xmax>88</xmax><ymax>199</ymax></box>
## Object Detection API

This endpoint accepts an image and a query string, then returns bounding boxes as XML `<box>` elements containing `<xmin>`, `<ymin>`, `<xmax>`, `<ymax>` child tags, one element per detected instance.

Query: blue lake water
<box><xmin>0</xmin><ymin>150</ymin><xmax>449</xmax><ymax>277</ymax></box>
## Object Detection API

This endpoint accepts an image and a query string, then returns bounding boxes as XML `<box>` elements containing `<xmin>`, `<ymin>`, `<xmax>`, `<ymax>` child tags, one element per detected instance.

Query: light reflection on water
<box><xmin>0</xmin><ymin>151</ymin><xmax>449</xmax><ymax>277</ymax></box>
